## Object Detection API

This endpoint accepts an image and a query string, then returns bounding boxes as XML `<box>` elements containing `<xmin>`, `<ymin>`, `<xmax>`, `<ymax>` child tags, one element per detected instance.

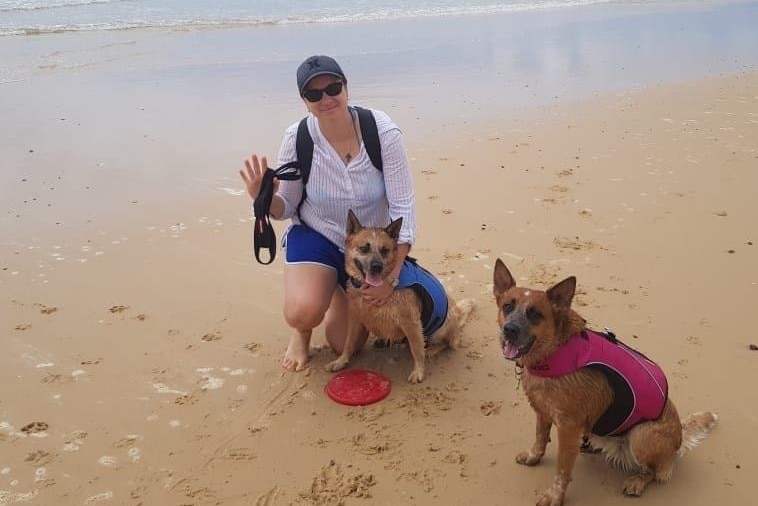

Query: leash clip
<box><xmin>514</xmin><ymin>363</ymin><xmax>523</xmax><ymax>390</ymax></box>
<box><xmin>602</xmin><ymin>327</ymin><xmax>618</xmax><ymax>343</ymax></box>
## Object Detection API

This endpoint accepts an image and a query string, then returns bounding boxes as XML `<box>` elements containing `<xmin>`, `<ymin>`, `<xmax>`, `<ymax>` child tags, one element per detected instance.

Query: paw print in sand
<box><xmin>21</xmin><ymin>421</ymin><xmax>49</xmax><ymax>435</ymax></box>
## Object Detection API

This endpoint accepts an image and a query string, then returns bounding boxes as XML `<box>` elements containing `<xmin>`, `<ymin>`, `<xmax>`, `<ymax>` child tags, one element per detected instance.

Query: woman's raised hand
<box><xmin>239</xmin><ymin>154</ymin><xmax>277</xmax><ymax>200</ymax></box>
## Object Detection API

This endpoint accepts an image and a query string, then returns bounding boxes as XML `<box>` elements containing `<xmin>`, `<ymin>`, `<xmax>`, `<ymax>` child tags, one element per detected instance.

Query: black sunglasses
<box><xmin>302</xmin><ymin>81</ymin><xmax>343</xmax><ymax>102</ymax></box>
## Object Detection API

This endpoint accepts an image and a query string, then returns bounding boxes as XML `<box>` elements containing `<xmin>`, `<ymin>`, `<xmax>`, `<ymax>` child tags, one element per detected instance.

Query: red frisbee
<box><xmin>325</xmin><ymin>369</ymin><xmax>391</xmax><ymax>406</ymax></box>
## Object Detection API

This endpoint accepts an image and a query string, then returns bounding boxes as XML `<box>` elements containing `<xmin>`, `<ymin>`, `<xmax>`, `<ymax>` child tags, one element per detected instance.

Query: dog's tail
<box><xmin>678</xmin><ymin>411</ymin><xmax>718</xmax><ymax>457</ymax></box>
<box><xmin>455</xmin><ymin>298</ymin><xmax>475</xmax><ymax>328</ymax></box>
<box><xmin>442</xmin><ymin>298</ymin><xmax>475</xmax><ymax>351</ymax></box>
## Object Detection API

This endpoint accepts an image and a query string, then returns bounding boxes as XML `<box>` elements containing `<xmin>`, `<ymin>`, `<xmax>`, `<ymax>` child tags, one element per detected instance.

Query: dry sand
<box><xmin>2</xmin><ymin>68</ymin><xmax>756</xmax><ymax>505</ymax></box>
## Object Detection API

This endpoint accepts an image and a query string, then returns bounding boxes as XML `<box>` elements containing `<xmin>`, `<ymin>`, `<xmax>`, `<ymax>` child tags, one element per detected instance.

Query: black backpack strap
<box><xmin>295</xmin><ymin>117</ymin><xmax>313</xmax><ymax>219</ymax></box>
<box><xmin>295</xmin><ymin>117</ymin><xmax>313</xmax><ymax>183</ymax></box>
<box><xmin>353</xmin><ymin>106</ymin><xmax>383</xmax><ymax>171</ymax></box>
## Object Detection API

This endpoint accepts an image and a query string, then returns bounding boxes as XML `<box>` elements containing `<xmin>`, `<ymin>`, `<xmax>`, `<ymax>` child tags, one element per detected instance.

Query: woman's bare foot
<box><xmin>282</xmin><ymin>334</ymin><xmax>310</xmax><ymax>371</ymax></box>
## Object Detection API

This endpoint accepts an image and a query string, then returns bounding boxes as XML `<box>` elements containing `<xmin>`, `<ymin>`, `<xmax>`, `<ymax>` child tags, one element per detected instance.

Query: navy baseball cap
<box><xmin>296</xmin><ymin>55</ymin><xmax>346</xmax><ymax>95</ymax></box>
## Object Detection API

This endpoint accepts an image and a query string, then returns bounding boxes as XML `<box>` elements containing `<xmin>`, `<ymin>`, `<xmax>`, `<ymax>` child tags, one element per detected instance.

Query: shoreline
<box><xmin>3</xmin><ymin>67</ymin><xmax>757</xmax><ymax>251</ymax></box>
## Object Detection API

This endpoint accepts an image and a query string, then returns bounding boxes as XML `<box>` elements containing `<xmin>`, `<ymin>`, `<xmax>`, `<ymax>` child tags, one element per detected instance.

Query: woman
<box><xmin>239</xmin><ymin>55</ymin><xmax>417</xmax><ymax>371</ymax></box>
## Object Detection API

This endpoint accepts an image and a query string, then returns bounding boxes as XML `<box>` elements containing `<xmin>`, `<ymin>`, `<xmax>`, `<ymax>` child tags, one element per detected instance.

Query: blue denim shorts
<box><xmin>283</xmin><ymin>224</ymin><xmax>348</xmax><ymax>288</ymax></box>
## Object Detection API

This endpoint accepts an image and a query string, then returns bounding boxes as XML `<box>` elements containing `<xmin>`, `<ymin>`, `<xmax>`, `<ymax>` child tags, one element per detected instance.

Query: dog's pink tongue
<box><xmin>364</xmin><ymin>273</ymin><xmax>384</xmax><ymax>287</ymax></box>
<box><xmin>503</xmin><ymin>342</ymin><xmax>520</xmax><ymax>360</ymax></box>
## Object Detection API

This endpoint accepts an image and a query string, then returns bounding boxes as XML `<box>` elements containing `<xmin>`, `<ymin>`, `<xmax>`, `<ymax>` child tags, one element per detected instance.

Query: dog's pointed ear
<box><xmin>346</xmin><ymin>209</ymin><xmax>363</xmax><ymax>235</ymax></box>
<box><xmin>385</xmin><ymin>216</ymin><xmax>403</xmax><ymax>240</ymax></box>
<box><xmin>493</xmin><ymin>258</ymin><xmax>516</xmax><ymax>295</ymax></box>
<box><xmin>547</xmin><ymin>276</ymin><xmax>576</xmax><ymax>309</ymax></box>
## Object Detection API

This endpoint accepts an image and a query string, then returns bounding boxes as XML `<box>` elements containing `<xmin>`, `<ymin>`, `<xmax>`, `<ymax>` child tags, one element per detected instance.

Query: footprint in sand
<box><xmin>351</xmin><ymin>433</ymin><xmax>391</xmax><ymax>456</ymax></box>
<box><xmin>223</xmin><ymin>448</ymin><xmax>256</xmax><ymax>461</ymax></box>
<box><xmin>33</xmin><ymin>467</ymin><xmax>49</xmax><ymax>483</ymax></box>
<box><xmin>83</xmin><ymin>492</ymin><xmax>113</xmax><ymax>504</ymax></box>
<box><xmin>97</xmin><ymin>456</ymin><xmax>118</xmax><ymax>468</ymax></box>
<box><xmin>24</xmin><ymin>450</ymin><xmax>56</xmax><ymax>466</ymax></box>
<box><xmin>201</xmin><ymin>331</ymin><xmax>222</xmax><ymax>342</ymax></box>
<box><xmin>108</xmin><ymin>305</ymin><xmax>129</xmax><ymax>313</ymax></box>
<box><xmin>62</xmin><ymin>431</ymin><xmax>87</xmax><ymax>452</ymax></box>
<box><xmin>553</xmin><ymin>236</ymin><xmax>606</xmax><ymax>252</ymax></box>
<box><xmin>254</xmin><ymin>486</ymin><xmax>281</xmax><ymax>506</ymax></box>
<box><xmin>174</xmin><ymin>394</ymin><xmax>198</xmax><ymax>406</ymax></box>
<box><xmin>244</xmin><ymin>342</ymin><xmax>261</xmax><ymax>353</ymax></box>
<box><xmin>196</xmin><ymin>371</ymin><xmax>224</xmax><ymax>390</ymax></box>
<box><xmin>113</xmin><ymin>435</ymin><xmax>141</xmax><ymax>448</ymax></box>
<box><xmin>480</xmin><ymin>401</ymin><xmax>503</xmax><ymax>416</ymax></box>
<box><xmin>14</xmin><ymin>323</ymin><xmax>32</xmax><ymax>331</ymax></box>
<box><xmin>300</xmin><ymin>460</ymin><xmax>376</xmax><ymax>502</ymax></box>
<box><xmin>41</xmin><ymin>373</ymin><xmax>68</xmax><ymax>384</ymax></box>
<box><xmin>346</xmin><ymin>406</ymin><xmax>385</xmax><ymax>423</ymax></box>
<box><xmin>36</xmin><ymin>304</ymin><xmax>58</xmax><ymax>315</ymax></box>
<box><xmin>443</xmin><ymin>449</ymin><xmax>468</xmax><ymax>464</ymax></box>
<box><xmin>395</xmin><ymin>386</ymin><xmax>454</xmax><ymax>416</ymax></box>
<box><xmin>20</xmin><ymin>422</ymin><xmax>48</xmax><ymax>435</ymax></box>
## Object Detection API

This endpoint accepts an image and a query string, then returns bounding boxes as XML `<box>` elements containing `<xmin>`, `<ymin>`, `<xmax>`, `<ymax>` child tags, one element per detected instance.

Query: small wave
<box><xmin>0</xmin><ymin>0</ymin><xmax>620</xmax><ymax>37</ymax></box>
<box><xmin>0</xmin><ymin>0</ymin><xmax>133</xmax><ymax>13</ymax></box>
<box><xmin>0</xmin><ymin>19</ymin><xmax>273</xmax><ymax>37</ymax></box>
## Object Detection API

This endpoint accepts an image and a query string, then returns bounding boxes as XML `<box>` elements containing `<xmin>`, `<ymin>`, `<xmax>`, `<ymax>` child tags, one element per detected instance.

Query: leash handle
<box><xmin>252</xmin><ymin>162</ymin><xmax>301</xmax><ymax>265</ymax></box>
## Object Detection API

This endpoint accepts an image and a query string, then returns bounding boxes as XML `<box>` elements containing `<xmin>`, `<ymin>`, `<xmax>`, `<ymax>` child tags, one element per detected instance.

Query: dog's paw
<box><xmin>622</xmin><ymin>475</ymin><xmax>650</xmax><ymax>497</ymax></box>
<box><xmin>516</xmin><ymin>451</ymin><xmax>542</xmax><ymax>466</ymax></box>
<box><xmin>324</xmin><ymin>359</ymin><xmax>348</xmax><ymax>373</ymax></box>
<box><xmin>407</xmin><ymin>369</ymin><xmax>425</xmax><ymax>383</ymax></box>
<box><xmin>536</xmin><ymin>489</ymin><xmax>564</xmax><ymax>506</ymax></box>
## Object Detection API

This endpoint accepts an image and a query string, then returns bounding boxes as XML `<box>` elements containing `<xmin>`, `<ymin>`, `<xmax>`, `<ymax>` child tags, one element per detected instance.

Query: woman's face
<box><xmin>301</xmin><ymin>74</ymin><xmax>348</xmax><ymax>119</ymax></box>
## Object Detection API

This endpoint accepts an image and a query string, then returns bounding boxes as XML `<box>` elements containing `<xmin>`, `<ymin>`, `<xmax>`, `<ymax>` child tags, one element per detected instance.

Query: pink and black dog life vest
<box><xmin>528</xmin><ymin>329</ymin><xmax>668</xmax><ymax>436</ymax></box>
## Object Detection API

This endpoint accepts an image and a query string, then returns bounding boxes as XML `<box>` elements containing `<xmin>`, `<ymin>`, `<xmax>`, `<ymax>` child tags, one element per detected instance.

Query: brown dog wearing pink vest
<box><xmin>493</xmin><ymin>259</ymin><xmax>718</xmax><ymax>505</ymax></box>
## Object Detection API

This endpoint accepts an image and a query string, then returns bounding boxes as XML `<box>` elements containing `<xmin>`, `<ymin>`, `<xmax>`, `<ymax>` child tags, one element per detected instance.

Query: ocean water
<box><xmin>1</xmin><ymin>0</ymin><xmax>757</xmax><ymax>239</ymax></box>
<box><xmin>0</xmin><ymin>0</ymin><xmax>690</xmax><ymax>37</ymax></box>
<box><xmin>2</xmin><ymin>0</ymin><xmax>757</xmax><ymax>95</ymax></box>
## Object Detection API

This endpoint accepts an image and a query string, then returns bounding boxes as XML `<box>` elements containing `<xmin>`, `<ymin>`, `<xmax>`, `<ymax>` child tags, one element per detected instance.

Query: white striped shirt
<box><xmin>274</xmin><ymin>107</ymin><xmax>417</xmax><ymax>248</ymax></box>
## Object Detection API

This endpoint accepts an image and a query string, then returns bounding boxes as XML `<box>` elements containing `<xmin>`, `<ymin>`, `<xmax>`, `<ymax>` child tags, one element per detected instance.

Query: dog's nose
<box><xmin>503</xmin><ymin>323</ymin><xmax>520</xmax><ymax>341</ymax></box>
<box><xmin>369</xmin><ymin>261</ymin><xmax>383</xmax><ymax>275</ymax></box>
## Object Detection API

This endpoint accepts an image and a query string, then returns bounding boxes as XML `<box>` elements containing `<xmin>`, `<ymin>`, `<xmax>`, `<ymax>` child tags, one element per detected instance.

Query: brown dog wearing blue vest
<box><xmin>325</xmin><ymin>211</ymin><xmax>475</xmax><ymax>383</ymax></box>
<box><xmin>493</xmin><ymin>259</ymin><xmax>718</xmax><ymax>505</ymax></box>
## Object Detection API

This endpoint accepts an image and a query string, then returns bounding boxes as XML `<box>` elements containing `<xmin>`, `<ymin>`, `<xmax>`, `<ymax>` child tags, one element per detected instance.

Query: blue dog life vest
<box><xmin>398</xmin><ymin>259</ymin><xmax>449</xmax><ymax>337</ymax></box>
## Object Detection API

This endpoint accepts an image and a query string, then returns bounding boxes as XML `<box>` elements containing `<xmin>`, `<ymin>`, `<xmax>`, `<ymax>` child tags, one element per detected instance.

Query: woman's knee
<box><xmin>283</xmin><ymin>301</ymin><xmax>327</xmax><ymax>331</ymax></box>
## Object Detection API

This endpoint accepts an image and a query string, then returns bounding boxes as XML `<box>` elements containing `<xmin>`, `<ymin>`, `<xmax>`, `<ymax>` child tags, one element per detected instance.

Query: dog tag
<box><xmin>325</xmin><ymin>369</ymin><xmax>391</xmax><ymax>406</ymax></box>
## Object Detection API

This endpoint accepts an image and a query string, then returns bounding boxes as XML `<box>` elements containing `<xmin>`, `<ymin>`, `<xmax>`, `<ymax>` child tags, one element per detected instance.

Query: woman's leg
<box><xmin>281</xmin><ymin>263</ymin><xmax>338</xmax><ymax>371</ymax></box>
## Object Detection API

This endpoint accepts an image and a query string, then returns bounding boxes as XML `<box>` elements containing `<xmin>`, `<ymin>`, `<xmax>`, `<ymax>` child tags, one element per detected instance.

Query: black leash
<box><xmin>252</xmin><ymin>161</ymin><xmax>301</xmax><ymax>264</ymax></box>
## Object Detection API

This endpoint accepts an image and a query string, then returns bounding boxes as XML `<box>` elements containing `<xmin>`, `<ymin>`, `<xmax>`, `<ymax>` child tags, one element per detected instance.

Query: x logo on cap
<box><xmin>307</xmin><ymin>58</ymin><xmax>320</xmax><ymax>69</ymax></box>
